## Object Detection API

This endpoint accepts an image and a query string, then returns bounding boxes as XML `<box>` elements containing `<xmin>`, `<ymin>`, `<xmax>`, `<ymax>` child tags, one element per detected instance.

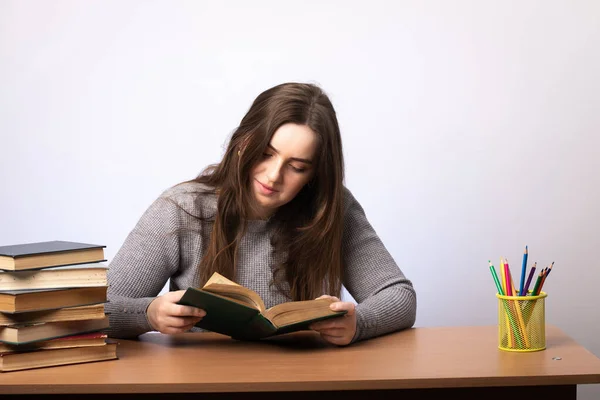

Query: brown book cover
<box><xmin>0</xmin><ymin>286</ymin><xmax>108</xmax><ymax>313</ymax></box>
<box><xmin>0</xmin><ymin>332</ymin><xmax>108</xmax><ymax>353</ymax></box>
<box><xmin>0</xmin><ymin>304</ymin><xmax>106</xmax><ymax>326</ymax></box>
<box><xmin>0</xmin><ymin>263</ymin><xmax>108</xmax><ymax>290</ymax></box>
<box><xmin>0</xmin><ymin>341</ymin><xmax>118</xmax><ymax>372</ymax></box>
<box><xmin>0</xmin><ymin>241</ymin><xmax>106</xmax><ymax>271</ymax></box>
<box><xmin>0</xmin><ymin>316</ymin><xmax>110</xmax><ymax>345</ymax></box>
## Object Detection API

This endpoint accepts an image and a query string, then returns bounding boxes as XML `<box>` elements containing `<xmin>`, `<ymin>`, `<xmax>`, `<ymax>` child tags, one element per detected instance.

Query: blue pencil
<box><xmin>519</xmin><ymin>246</ymin><xmax>528</xmax><ymax>296</ymax></box>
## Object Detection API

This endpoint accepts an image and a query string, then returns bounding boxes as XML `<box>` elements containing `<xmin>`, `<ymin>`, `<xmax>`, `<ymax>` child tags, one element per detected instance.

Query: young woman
<box><xmin>106</xmin><ymin>82</ymin><xmax>416</xmax><ymax>346</ymax></box>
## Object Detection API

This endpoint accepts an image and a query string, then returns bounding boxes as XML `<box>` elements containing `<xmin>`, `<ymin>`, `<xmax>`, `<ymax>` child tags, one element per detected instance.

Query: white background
<box><xmin>1</xmin><ymin>1</ymin><xmax>598</xmax><ymax>397</ymax></box>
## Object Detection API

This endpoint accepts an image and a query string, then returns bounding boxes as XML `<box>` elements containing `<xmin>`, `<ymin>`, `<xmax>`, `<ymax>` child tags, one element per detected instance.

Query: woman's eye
<box><xmin>262</xmin><ymin>153</ymin><xmax>272</xmax><ymax>158</ymax></box>
<box><xmin>290</xmin><ymin>165</ymin><xmax>306</xmax><ymax>173</ymax></box>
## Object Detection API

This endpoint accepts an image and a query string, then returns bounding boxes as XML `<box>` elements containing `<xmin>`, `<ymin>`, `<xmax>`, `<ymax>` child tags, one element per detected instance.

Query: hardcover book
<box><xmin>0</xmin><ymin>286</ymin><xmax>108</xmax><ymax>313</ymax></box>
<box><xmin>0</xmin><ymin>341</ymin><xmax>117</xmax><ymax>372</ymax></box>
<box><xmin>0</xmin><ymin>263</ymin><xmax>108</xmax><ymax>291</ymax></box>
<box><xmin>178</xmin><ymin>272</ymin><xmax>347</xmax><ymax>340</ymax></box>
<box><xmin>0</xmin><ymin>241</ymin><xmax>106</xmax><ymax>271</ymax></box>
<box><xmin>0</xmin><ymin>332</ymin><xmax>108</xmax><ymax>353</ymax></box>
<box><xmin>0</xmin><ymin>304</ymin><xmax>106</xmax><ymax>326</ymax></box>
<box><xmin>0</xmin><ymin>316</ymin><xmax>110</xmax><ymax>345</ymax></box>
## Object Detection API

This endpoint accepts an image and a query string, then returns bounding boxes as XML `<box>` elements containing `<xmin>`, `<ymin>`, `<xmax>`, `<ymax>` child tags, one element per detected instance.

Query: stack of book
<box><xmin>0</xmin><ymin>240</ymin><xmax>117</xmax><ymax>372</ymax></box>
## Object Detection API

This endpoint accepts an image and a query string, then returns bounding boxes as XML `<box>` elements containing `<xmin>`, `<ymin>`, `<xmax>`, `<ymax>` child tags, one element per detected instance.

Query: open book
<box><xmin>177</xmin><ymin>272</ymin><xmax>346</xmax><ymax>340</ymax></box>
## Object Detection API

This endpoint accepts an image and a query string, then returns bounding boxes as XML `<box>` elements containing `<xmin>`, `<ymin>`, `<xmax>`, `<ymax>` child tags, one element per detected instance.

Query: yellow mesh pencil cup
<box><xmin>496</xmin><ymin>291</ymin><xmax>547</xmax><ymax>352</ymax></box>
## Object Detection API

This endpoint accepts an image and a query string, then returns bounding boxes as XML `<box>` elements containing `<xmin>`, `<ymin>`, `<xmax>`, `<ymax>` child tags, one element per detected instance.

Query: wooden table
<box><xmin>1</xmin><ymin>325</ymin><xmax>600</xmax><ymax>399</ymax></box>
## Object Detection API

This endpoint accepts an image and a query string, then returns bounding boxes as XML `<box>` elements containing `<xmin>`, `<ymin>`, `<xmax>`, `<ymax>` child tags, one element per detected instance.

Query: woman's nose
<box><xmin>266</xmin><ymin>160</ymin><xmax>283</xmax><ymax>183</ymax></box>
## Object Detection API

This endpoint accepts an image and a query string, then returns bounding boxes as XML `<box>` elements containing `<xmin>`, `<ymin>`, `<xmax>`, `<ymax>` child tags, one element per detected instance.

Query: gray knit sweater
<box><xmin>105</xmin><ymin>182</ymin><xmax>416</xmax><ymax>342</ymax></box>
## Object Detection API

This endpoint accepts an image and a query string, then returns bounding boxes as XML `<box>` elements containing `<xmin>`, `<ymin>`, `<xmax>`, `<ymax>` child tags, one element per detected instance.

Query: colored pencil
<box><xmin>488</xmin><ymin>260</ymin><xmax>504</xmax><ymax>295</ymax></box>
<box><xmin>537</xmin><ymin>262</ymin><xmax>554</xmax><ymax>295</ymax></box>
<box><xmin>504</xmin><ymin>307</ymin><xmax>514</xmax><ymax>348</ymax></box>
<box><xmin>500</xmin><ymin>258</ymin><xmax>526</xmax><ymax>347</ymax></box>
<box><xmin>503</xmin><ymin>258</ymin><xmax>512</xmax><ymax>296</ymax></box>
<box><xmin>521</xmin><ymin>262</ymin><xmax>537</xmax><ymax>296</ymax></box>
<box><xmin>507</xmin><ymin>265</ymin><xmax>530</xmax><ymax>348</ymax></box>
<box><xmin>524</xmin><ymin>263</ymin><xmax>554</xmax><ymax>326</ymax></box>
<box><xmin>519</xmin><ymin>246</ymin><xmax>528</xmax><ymax>296</ymax></box>
<box><xmin>500</xmin><ymin>258</ymin><xmax>507</xmax><ymax>295</ymax></box>
<box><xmin>505</xmin><ymin>258</ymin><xmax>517</xmax><ymax>296</ymax></box>
<box><xmin>530</xmin><ymin>270</ymin><xmax>544</xmax><ymax>297</ymax></box>
<box><xmin>489</xmin><ymin>260</ymin><xmax>521</xmax><ymax>347</ymax></box>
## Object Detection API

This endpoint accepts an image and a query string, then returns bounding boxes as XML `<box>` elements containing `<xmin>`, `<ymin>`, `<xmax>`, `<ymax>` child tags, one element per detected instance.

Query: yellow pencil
<box><xmin>504</xmin><ymin>306</ymin><xmax>513</xmax><ymax>348</ymax></box>
<box><xmin>498</xmin><ymin>258</ymin><xmax>515</xmax><ymax>347</ymax></box>
<box><xmin>500</xmin><ymin>258</ymin><xmax>507</xmax><ymax>296</ymax></box>
<box><xmin>506</xmin><ymin>258</ymin><xmax>530</xmax><ymax>348</ymax></box>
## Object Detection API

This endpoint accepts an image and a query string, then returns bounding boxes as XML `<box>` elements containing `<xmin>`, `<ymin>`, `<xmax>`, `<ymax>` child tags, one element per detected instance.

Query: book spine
<box><xmin>232</xmin><ymin>314</ymin><xmax>277</xmax><ymax>340</ymax></box>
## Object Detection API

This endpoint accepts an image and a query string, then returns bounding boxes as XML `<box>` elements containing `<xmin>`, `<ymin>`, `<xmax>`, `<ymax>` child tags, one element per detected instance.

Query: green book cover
<box><xmin>177</xmin><ymin>287</ymin><xmax>346</xmax><ymax>340</ymax></box>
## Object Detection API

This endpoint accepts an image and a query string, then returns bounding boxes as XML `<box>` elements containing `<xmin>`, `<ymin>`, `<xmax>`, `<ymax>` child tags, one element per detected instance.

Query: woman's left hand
<box><xmin>309</xmin><ymin>295</ymin><xmax>357</xmax><ymax>346</ymax></box>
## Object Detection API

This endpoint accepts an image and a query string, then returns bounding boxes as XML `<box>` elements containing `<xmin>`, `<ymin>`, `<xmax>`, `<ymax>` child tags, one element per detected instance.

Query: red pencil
<box><xmin>537</xmin><ymin>262</ymin><xmax>554</xmax><ymax>294</ymax></box>
<box><xmin>504</xmin><ymin>258</ymin><xmax>513</xmax><ymax>295</ymax></box>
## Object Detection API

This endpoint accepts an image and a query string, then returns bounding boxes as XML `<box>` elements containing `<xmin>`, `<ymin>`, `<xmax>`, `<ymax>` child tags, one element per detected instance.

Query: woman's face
<box><xmin>250</xmin><ymin>123</ymin><xmax>317</xmax><ymax>219</ymax></box>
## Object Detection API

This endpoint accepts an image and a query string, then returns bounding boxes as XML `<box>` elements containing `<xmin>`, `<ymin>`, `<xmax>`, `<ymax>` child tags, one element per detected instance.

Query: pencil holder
<box><xmin>496</xmin><ymin>291</ymin><xmax>547</xmax><ymax>352</ymax></box>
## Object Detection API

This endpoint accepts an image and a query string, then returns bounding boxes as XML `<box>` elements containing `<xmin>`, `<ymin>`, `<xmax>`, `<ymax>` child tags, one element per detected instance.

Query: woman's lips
<box><xmin>256</xmin><ymin>179</ymin><xmax>277</xmax><ymax>195</ymax></box>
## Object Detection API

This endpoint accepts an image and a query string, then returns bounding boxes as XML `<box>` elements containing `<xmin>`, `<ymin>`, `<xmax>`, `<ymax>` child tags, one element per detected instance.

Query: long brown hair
<box><xmin>194</xmin><ymin>82</ymin><xmax>345</xmax><ymax>301</ymax></box>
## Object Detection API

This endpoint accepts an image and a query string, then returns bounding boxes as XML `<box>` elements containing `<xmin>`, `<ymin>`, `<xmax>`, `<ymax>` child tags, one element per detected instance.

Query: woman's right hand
<box><xmin>146</xmin><ymin>290</ymin><xmax>206</xmax><ymax>334</ymax></box>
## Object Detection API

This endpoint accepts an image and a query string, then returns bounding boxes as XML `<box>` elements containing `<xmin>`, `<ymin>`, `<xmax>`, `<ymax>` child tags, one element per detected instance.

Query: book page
<box><xmin>204</xmin><ymin>272</ymin><xmax>241</xmax><ymax>287</ymax></box>
<box><xmin>263</xmin><ymin>298</ymin><xmax>340</xmax><ymax>327</ymax></box>
<box><xmin>202</xmin><ymin>273</ymin><xmax>266</xmax><ymax>312</ymax></box>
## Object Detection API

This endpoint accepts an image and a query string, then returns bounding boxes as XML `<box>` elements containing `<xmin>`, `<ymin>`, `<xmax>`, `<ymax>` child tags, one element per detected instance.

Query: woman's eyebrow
<box><xmin>268</xmin><ymin>144</ymin><xmax>313</xmax><ymax>164</ymax></box>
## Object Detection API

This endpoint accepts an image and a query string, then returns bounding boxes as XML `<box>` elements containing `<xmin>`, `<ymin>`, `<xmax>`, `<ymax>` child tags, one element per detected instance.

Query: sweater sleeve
<box><xmin>105</xmin><ymin>194</ymin><xmax>182</xmax><ymax>339</ymax></box>
<box><xmin>341</xmin><ymin>189</ymin><xmax>417</xmax><ymax>343</ymax></box>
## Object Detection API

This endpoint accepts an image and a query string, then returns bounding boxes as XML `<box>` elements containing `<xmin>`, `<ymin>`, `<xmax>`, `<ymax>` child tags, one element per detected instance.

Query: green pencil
<box><xmin>530</xmin><ymin>270</ymin><xmax>544</xmax><ymax>296</ymax></box>
<box><xmin>489</xmin><ymin>261</ymin><xmax>524</xmax><ymax>348</ymax></box>
<box><xmin>488</xmin><ymin>260</ymin><xmax>504</xmax><ymax>295</ymax></box>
